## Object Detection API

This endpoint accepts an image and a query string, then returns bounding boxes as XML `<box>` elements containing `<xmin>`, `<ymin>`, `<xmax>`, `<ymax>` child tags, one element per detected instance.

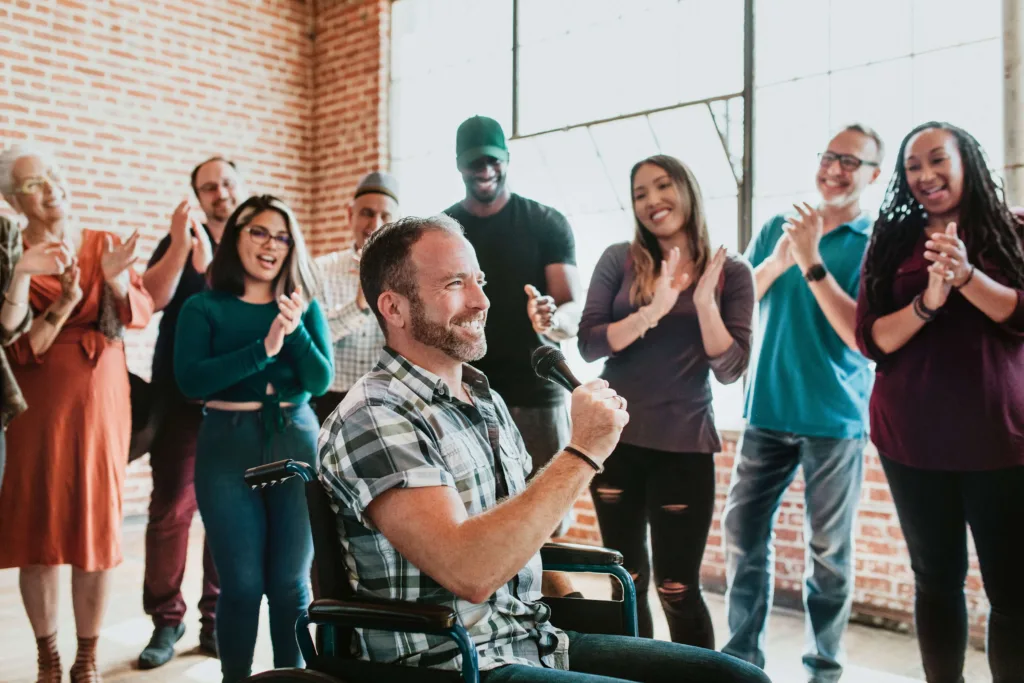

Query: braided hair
<box><xmin>863</xmin><ymin>121</ymin><xmax>1024</xmax><ymax>312</ymax></box>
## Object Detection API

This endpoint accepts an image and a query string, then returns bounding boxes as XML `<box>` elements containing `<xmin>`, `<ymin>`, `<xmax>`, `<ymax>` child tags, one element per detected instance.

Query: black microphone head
<box><xmin>531</xmin><ymin>345</ymin><xmax>565</xmax><ymax>380</ymax></box>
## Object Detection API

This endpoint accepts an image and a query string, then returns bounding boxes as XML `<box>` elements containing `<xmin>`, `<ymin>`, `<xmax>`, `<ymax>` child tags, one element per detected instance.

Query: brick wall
<box><xmin>309</xmin><ymin>0</ymin><xmax>389</xmax><ymax>255</ymax></box>
<box><xmin>560</xmin><ymin>435</ymin><xmax>990</xmax><ymax>643</ymax></box>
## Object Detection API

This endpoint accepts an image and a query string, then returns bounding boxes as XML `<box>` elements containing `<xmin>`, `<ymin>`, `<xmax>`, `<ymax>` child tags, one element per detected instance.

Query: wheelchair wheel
<box><xmin>244</xmin><ymin>669</ymin><xmax>348</xmax><ymax>683</ymax></box>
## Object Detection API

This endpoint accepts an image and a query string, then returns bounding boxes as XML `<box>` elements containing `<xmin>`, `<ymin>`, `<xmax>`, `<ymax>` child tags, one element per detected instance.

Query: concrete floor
<box><xmin>0</xmin><ymin>519</ymin><xmax>992</xmax><ymax>682</ymax></box>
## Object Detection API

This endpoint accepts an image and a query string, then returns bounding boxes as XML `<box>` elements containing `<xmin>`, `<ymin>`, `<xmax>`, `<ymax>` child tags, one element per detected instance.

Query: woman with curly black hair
<box><xmin>855</xmin><ymin>122</ymin><xmax>1024</xmax><ymax>683</ymax></box>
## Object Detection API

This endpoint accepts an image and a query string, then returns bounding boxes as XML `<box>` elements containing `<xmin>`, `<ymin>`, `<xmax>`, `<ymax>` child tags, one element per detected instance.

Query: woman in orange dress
<box><xmin>0</xmin><ymin>145</ymin><xmax>153</xmax><ymax>683</ymax></box>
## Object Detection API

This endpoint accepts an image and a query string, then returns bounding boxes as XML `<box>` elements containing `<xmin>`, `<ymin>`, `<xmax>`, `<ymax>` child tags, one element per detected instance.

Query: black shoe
<box><xmin>138</xmin><ymin>623</ymin><xmax>186</xmax><ymax>670</ymax></box>
<box><xmin>198</xmin><ymin>628</ymin><xmax>218</xmax><ymax>658</ymax></box>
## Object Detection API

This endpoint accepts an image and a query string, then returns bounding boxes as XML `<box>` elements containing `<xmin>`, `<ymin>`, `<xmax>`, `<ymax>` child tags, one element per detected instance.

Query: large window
<box><xmin>389</xmin><ymin>0</ymin><xmax>1005</xmax><ymax>430</ymax></box>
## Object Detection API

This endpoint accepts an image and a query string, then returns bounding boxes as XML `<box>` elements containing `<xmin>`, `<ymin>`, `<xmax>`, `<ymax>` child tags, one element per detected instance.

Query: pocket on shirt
<box><xmin>439</xmin><ymin>439</ymin><xmax>484</xmax><ymax>480</ymax></box>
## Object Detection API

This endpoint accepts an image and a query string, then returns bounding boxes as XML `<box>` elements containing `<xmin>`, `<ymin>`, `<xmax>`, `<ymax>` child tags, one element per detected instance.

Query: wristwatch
<box><xmin>804</xmin><ymin>263</ymin><xmax>827</xmax><ymax>282</ymax></box>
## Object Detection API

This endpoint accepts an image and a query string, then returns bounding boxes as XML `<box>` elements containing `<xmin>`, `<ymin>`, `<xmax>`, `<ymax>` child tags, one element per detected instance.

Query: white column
<box><xmin>1005</xmin><ymin>0</ymin><xmax>1024</xmax><ymax>204</ymax></box>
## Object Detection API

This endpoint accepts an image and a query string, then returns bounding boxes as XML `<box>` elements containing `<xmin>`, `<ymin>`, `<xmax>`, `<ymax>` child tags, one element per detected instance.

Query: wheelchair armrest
<box><xmin>307</xmin><ymin>597</ymin><xmax>458</xmax><ymax>634</ymax></box>
<box><xmin>541</xmin><ymin>542</ymin><xmax>623</xmax><ymax>568</ymax></box>
<box><xmin>244</xmin><ymin>459</ymin><xmax>316</xmax><ymax>489</ymax></box>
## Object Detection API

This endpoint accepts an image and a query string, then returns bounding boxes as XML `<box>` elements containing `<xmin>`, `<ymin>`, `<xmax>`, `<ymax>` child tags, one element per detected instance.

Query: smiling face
<box><xmin>816</xmin><ymin>129</ymin><xmax>882</xmax><ymax>207</ymax></box>
<box><xmin>237</xmin><ymin>209</ymin><xmax>293</xmax><ymax>285</ymax></box>
<box><xmin>404</xmin><ymin>230</ymin><xmax>489</xmax><ymax>363</ymax></box>
<box><xmin>632</xmin><ymin>162</ymin><xmax>689</xmax><ymax>239</ymax></box>
<box><xmin>194</xmin><ymin>159</ymin><xmax>245</xmax><ymax>224</ymax></box>
<box><xmin>903</xmin><ymin>127</ymin><xmax>964</xmax><ymax>219</ymax></box>
<box><xmin>9</xmin><ymin>154</ymin><xmax>70</xmax><ymax>226</ymax></box>
<box><xmin>459</xmin><ymin>156</ymin><xmax>507</xmax><ymax>205</ymax></box>
<box><xmin>350</xmin><ymin>191</ymin><xmax>399</xmax><ymax>251</ymax></box>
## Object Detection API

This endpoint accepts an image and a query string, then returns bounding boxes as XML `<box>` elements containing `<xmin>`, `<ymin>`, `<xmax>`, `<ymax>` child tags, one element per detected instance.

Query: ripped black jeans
<box><xmin>590</xmin><ymin>444</ymin><xmax>716</xmax><ymax>648</ymax></box>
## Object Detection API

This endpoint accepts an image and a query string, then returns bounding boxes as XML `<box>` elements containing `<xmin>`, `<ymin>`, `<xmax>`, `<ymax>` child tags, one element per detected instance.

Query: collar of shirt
<box><xmin>378</xmin><ymin>346</ymin><xmax>492</xmax><ymax>405</ymax></box>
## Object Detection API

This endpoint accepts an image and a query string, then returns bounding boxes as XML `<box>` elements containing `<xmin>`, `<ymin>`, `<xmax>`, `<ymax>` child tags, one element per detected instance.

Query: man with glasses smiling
<box><xmin>722</xmin><ymin>124</ymin><xmax>883</xmax><ymax>682</ymax></box>
<box><xmin>137</xmin><ymin>156</ymin><xmax>248</xmax><ymax>669</ymax></box>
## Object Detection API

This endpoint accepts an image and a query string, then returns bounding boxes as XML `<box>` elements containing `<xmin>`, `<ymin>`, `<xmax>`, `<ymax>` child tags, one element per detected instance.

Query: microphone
<box><xmin>531</xmin><ymin>346</ymin><xmax>581</xmax><ymax>393</ymax></box>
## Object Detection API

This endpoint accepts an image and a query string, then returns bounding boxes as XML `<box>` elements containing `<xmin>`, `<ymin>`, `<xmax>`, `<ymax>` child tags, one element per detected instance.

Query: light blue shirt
<box><xmin>743</xmin><ymin>213</ymin><xmax>873</xmax><ymax>439</ymax></box>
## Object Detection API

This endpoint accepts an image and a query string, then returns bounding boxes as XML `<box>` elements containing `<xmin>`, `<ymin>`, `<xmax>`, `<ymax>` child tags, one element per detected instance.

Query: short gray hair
<box><xmin>841</xmin><ymin>123</ymin><xmax>885</xmax><ymax>164</ymax></box>
<box><xmin>0</xmin><ymin>143</ymin><xmax>53</xmax><ymax>199</ymax></box>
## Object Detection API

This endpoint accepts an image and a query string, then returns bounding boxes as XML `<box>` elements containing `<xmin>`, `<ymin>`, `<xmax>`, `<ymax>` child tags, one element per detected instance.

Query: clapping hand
<box><xmin>15</xmin><ymin>240</ymin><xmax>73</xmax><ymax>277</ymax></box>
<box><xmin>59</xmin><ymin>259</ymin><xmax>83</xmax><ymax>309</ymax></box>
<box><xmin>649</xmin><ymin>246</ymin><xmax>691</xmax><ymax>319</ymax></box>
<box><xmin>783</xmin><ymin>203</ymin><xmax>824</xmax><ymax>271</ymax></box>
<box><xmin>525</xmin><ymin>284</ymin><xmax>557</xmax><ymax>334</ymax></box>
<box><xmin>768</xmin><ymin>232</ymin><xmax>796</xmax><ymax>275</ymax></box>
<box><xmin>101</xmin><ymin>230</ymin><xmax>140</xmax><ymax>283</ymax></box>
<box><xmin>693</xmin><ymin>246</ymin><xmax>728</xmax><ymax>310</ymax></box>
<box><xmin>924</xmin><ymin>221</ymin><xmax>971</xmax><ymax>286</ymax></box>
<box><xmin>265</xmin><ymin>288</ymin><xmax>304</xmax><ymax>357</ymax></box>
<box><xmin>922</xmin><ymin>222</ymin><xmax>959</xmax><ymax>310</ymax></box>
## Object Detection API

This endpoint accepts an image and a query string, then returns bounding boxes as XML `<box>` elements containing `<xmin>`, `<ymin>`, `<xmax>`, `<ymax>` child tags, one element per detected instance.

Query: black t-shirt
<box><xmin>444</xmin><ymin>194</ymin><xmax>576</xmax><ymax>408</ymax></box>
<box><xmin>147</xmin><ymin>227</ymin><xmax>217</xmax><ymax>398</ymax></box>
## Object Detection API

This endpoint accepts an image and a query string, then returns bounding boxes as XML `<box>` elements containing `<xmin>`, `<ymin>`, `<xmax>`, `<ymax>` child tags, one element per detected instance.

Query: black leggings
<box><xmin>589</xmin><ymin>443</ymin><xmax>716</xmax><ymax>648</ymax></box>
<box><xmin>881</xmin><ymin>456</ymin><xmax>1024</xmax><ymax>683</ymax></box>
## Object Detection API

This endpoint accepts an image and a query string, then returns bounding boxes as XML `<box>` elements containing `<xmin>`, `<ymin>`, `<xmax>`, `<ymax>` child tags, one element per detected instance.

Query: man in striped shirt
<box><xmin>314</xmin><ymin>171</ymin><xmax>400</xmax><ymax>425</ymax></box>
<box><xmin>317</xmin><ymin>215</ymin><xmax>770</xmax><ymax>683</ymax></box>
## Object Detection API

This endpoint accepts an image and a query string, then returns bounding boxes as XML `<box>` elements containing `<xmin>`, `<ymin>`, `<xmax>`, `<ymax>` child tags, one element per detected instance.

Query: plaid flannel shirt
<box><xmin>318</xmin><ymin>347</ymin><xmax>568</xmax><ymax>672</ymax></box>
<box><xmin>316</xmin><ymin>247</ymin><xmax>385</xmax><ymax>393</ymax></box>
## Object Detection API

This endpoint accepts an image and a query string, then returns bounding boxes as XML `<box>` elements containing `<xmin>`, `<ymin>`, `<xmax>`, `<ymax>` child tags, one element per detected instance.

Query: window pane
<box><xmin>829</xmin><ymin>0</ymin><xmax>912</xmax><ymax>71</ymax></box>
<box><xmin>912</xmin><ymin>0</ymin><xmax>1000</xmax><ymax>53</ymax></box>
<box><xmin>391</xmin><ymin>0</ymin><xmax>512</xmax><ymax>79</ymax></box>
<box><xmin>649</xmin><ymin>106</ymin><xmax>739</xmax><ymax>200</ymax></box>
<box><xmin>754</xmin><ymin>76</ymin><xmax>831</xmax><ymax>200</ymax></box>
<box><xmin>912</xmin><ymin>40</ymin><xmax>1004</xmax><ymax>171</ymax></box>
<box><xmin>517</xmin><ymin>0</ymin><xmax>744</xmax><ymax>134</ymax></box>
<box><xmin>755</xmin><ymin>0</ymin><xmax>830</xmax><ymax>86</ymax></box>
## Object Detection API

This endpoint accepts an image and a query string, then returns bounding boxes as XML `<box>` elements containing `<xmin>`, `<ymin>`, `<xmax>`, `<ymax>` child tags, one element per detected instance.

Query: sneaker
<box><xmin>137</xmin><ymin>623</ymin><xmax>185</xmax><ymax>670</ymax></box>
<box><xmin>198</xmin><ymin>628</ymin><xmax>218</xmax><ymax>658</ymax></box>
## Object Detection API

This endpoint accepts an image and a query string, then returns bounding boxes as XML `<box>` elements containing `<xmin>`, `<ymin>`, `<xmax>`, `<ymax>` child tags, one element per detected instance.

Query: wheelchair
<box><xmin>240</xmin><ymin>458</ymin><xmax>639</xmax><ymax>683</ymax></box>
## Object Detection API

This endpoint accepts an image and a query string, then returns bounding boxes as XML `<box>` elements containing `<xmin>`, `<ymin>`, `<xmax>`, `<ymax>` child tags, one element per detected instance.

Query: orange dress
<box><xmin>0</xmin><ymin>229</ymin><xmax>153</xmax><ymax>571</ymax></box>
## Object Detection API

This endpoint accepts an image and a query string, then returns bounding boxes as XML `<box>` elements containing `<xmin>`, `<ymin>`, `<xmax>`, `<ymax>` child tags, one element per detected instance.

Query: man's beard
<box><xmin>210</xmin><ymin>198</ymin><xmax>235</xmax><ymax>221</ymax></box>
<box><xmin>464</xmin><ymin>172</ymin><xmax>506</xmax><ymax>205</ymax></box>
<box><xmin>409</xmin><ymin>294</ymin><xmax>486</xmax><ymax>363</ymax></box>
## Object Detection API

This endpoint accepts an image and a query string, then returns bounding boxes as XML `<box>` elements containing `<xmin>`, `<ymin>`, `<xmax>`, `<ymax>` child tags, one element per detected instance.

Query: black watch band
<box><xmin>804</xmin><ymin>263</ymin><xmax>828</xmax><ymax>282</ymax></box>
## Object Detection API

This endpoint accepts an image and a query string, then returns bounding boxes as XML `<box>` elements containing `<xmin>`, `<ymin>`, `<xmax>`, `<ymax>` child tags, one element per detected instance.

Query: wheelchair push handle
<box><xmin>244</xmin><ymin>459</ymin><xmax>317</xmax><ymax>489</ymax></box>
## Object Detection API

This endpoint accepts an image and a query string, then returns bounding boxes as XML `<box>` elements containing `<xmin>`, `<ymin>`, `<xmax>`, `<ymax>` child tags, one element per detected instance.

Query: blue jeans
<box><xmin>722</xmin><ymin>426</ymin><xmax>865</xmax><ymax>683</ymax></box>
<box><xmin>329</xmin><ymin>630</ymin><xmax>771</xmax><ymax>682</ymax></box>
<box><xmin>194</xmin><ymin>404</ymin><xmax>318</xmax><ymax>683</ymax></box>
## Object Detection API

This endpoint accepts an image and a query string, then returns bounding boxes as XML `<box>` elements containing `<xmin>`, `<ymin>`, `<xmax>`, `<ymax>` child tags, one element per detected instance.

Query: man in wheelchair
<box><xmin>316</xmin><ymin>215</ymin><xmax>770</xmax><ymax>682</ymax></box>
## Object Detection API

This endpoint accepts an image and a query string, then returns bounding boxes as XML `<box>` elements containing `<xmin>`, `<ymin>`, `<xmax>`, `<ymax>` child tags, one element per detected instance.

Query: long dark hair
<box><xmin>208</xmin><ymin>194</ymin><xmax>322</xmax><ymax>302</ymax></box>
<box><xmin>863</xmin><ymin>121</ymin><xmax>1024</xmax><ymax>312</ymax></box>
<box><xmin>628</xmin><ymin>155</ymin><xmax>712</xmax><ymax>306</ymax></box>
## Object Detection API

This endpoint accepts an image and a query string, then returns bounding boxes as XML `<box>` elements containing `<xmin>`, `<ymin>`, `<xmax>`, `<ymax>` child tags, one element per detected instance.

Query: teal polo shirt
<box><xmin>743</xmin><ymin>213</ymin><xmax>873</xmax><ymax>439</ymax></box>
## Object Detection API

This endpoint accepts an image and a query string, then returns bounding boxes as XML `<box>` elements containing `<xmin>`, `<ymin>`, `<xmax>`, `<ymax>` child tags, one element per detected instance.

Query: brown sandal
<box><xmin>35</xmin><ymin>633</ymin><xmax>62</xmax><ymax>683</ymax></box>
<box><xmin>69</xmin><ymin>635</ymin><xmax>101</xmax><ymax>683</ymax></box>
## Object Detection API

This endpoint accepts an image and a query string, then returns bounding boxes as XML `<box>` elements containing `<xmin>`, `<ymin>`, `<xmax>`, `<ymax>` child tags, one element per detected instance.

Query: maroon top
<box><xmin>855</xmin><ymin>220</ymin><xmax>1024</xmax><ymax>471</ymax></box>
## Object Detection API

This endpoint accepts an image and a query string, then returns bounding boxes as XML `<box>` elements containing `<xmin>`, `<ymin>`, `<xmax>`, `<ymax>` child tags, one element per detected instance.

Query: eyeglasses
<box><xmin>818</xmin><ymin>152</ymin><xmax>879</xmax><ymax>172</ymax></box>
<box><xmin>13</xmin><ymin>168</ymin><xmax>64</xmax><ymax>196</ymax></box>
<box><xmin>244</xmin><ymin>225</ymin><xmax>293</xmax><ymax>250</ymax></box>
<box><xmin>198</xmin><ymin>178</ymin><xmax>237</xmax><ymax>194</ymax></box>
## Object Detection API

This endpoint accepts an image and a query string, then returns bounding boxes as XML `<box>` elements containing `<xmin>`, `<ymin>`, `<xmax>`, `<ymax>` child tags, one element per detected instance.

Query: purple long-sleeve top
<box><xmin>578</xmin><ymin>243</ymin><xmax>755</xmax><ymax>454</ymax></box>
<box><xmin>855</xmin><ymin>228</ymin><xmax>1024</xmax><ymax>471</ymax></box>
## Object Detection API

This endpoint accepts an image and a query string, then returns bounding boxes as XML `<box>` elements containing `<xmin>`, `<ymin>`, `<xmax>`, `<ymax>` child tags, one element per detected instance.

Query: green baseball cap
<box><xmin>456</xmin><ymin>116</ymin><xmax>509</xmax><ymax>168</ymax></box>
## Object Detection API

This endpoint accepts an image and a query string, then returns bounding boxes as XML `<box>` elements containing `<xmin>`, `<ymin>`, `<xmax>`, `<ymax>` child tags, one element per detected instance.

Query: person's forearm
<box><xmin>807</xmin><ymin>275</ymin><xmax>859</xmax><ymax>350</ymax></box>
<box><xmin>695</xmin><ymin>302</ymin><xmax>734</xmax><ymax>358</ymax></box>
<box><xmin>606</xmin><ymin>306</ymin><xmax>657</xmax><ymax>353</ymax></box>
<box><xmin>870</xmin><ymin>302</ymin><xmax>927</xmax><ymax>355</ymax></box>
<box><xmin>28</xmin><ymin>298</ymin><xmax>76</xmax><ymax>356</ymax></box>
<box><xmin>1</xmin><ymin>273</ymin><xmax>31</xmax><ymax>334</ymax></box>
<box><xmin>958</xmin><ymin>268</ymin><xmax>1020</xmax><ymax>323</ymax></box>
<box><xmin>754</xmin><ymin>259</ymin><xmax>785</xmax><ymax>300</ymax></box>
<box><xmin>441</xmin><ymin>452</ymin><xmax>595</xmax><ymax>603</ymax></box>
<box><xmin>544</xmin><ymin>301</ymin><xmax>581</xmax><ymax>342</ymax></box>
<box><xmin>142</xmin><ymin>240</ymin><xmax>190</xmax><ymax>312</ymax></box>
